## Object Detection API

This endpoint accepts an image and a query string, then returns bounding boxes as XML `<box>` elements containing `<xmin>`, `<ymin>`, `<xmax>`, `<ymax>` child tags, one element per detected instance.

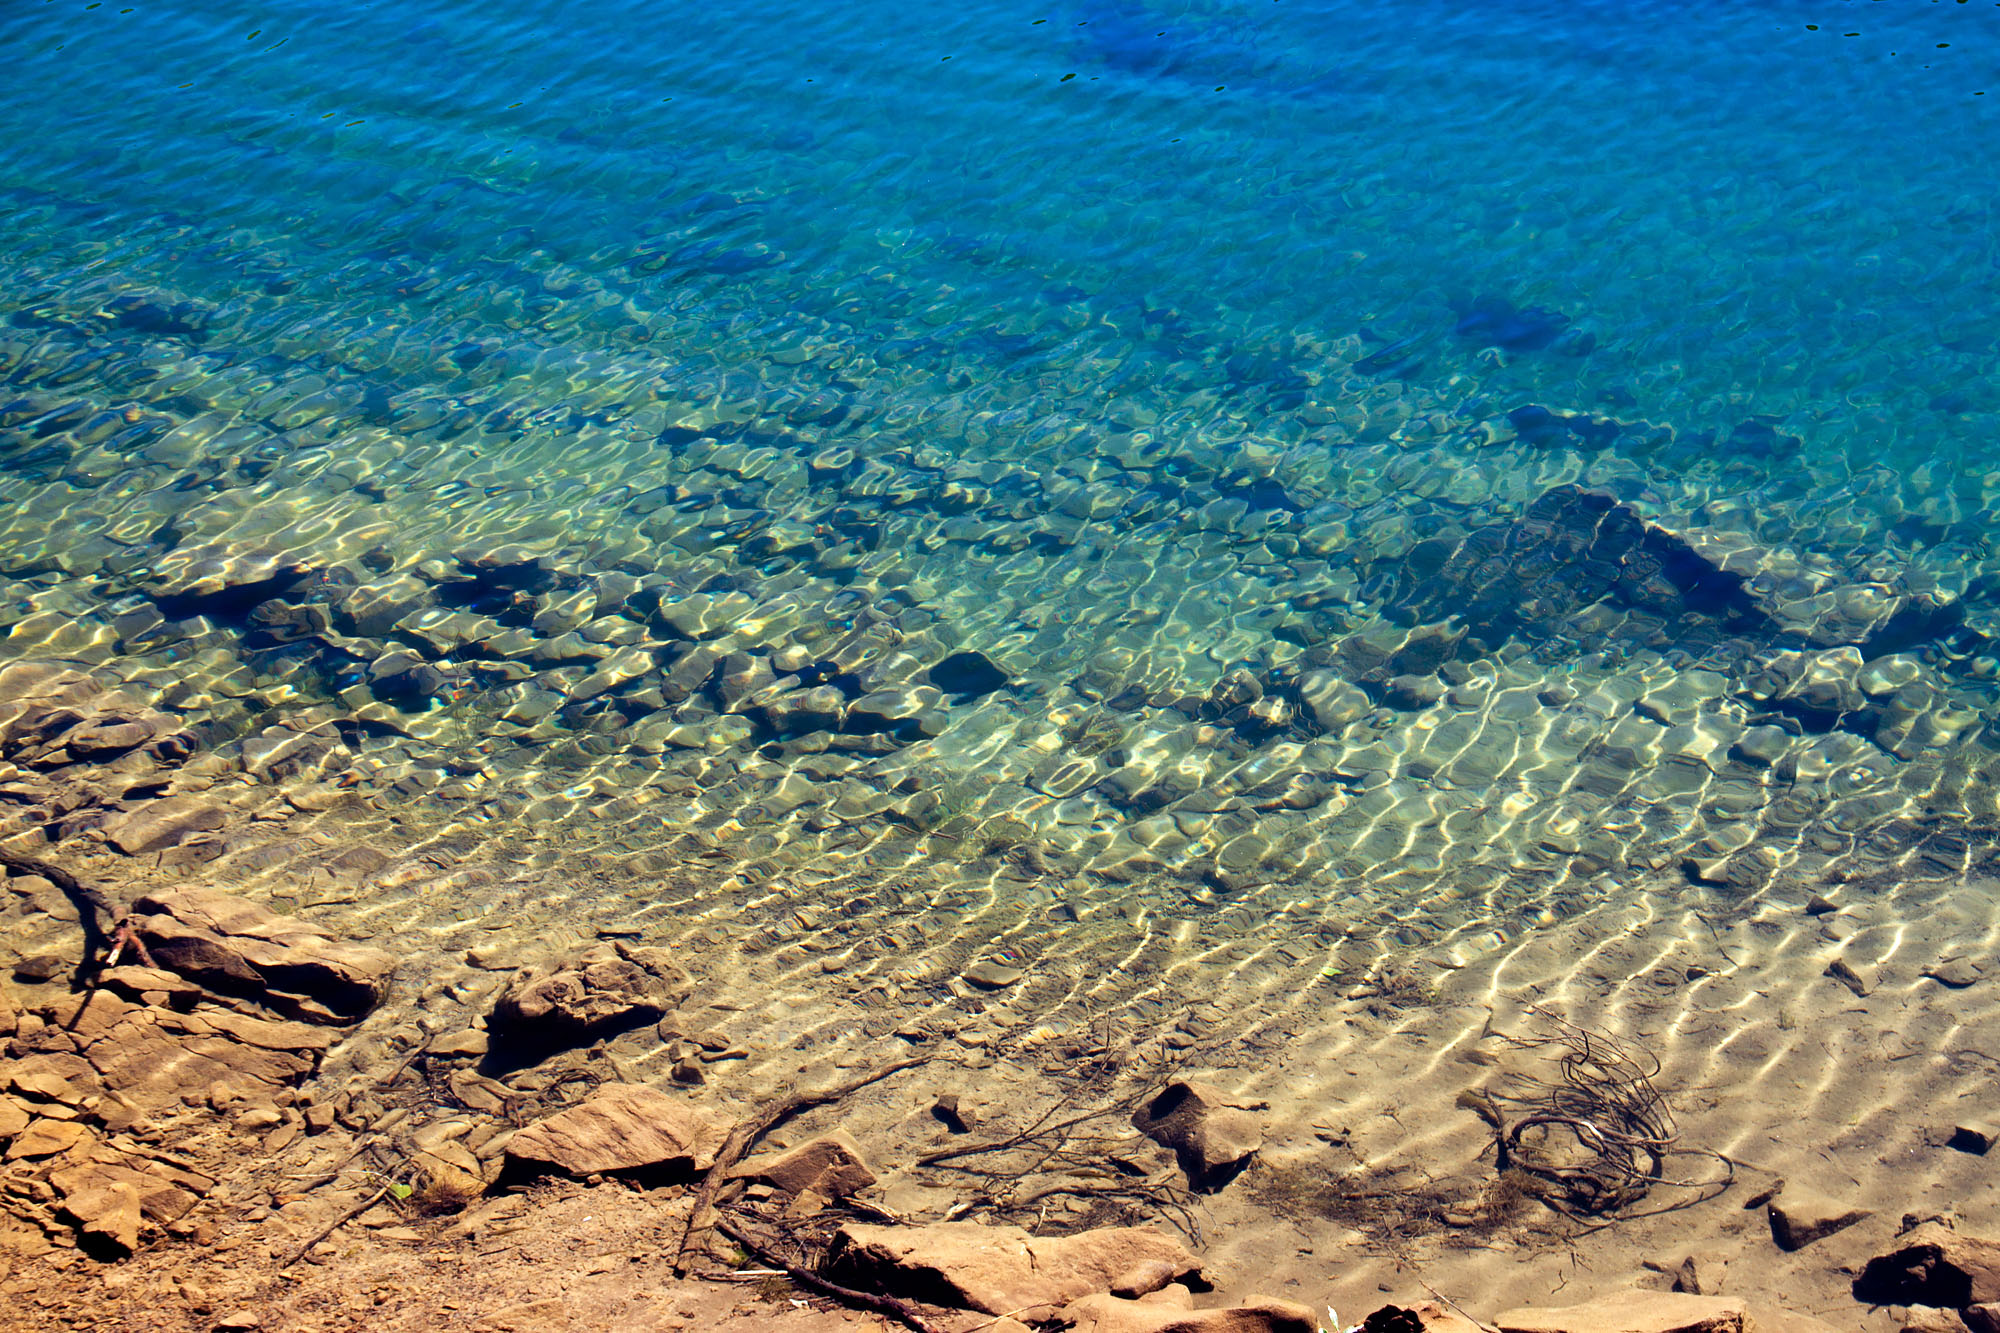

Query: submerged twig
<box><xmin>1481</xmin><ymin>1006</ymin><xmax>1732</xmax><ymax>1219</ymax></box>
<box><xmin>672</xmin><ymin>1055</ymin><xmax>928</xmax><ymax>1274</ymax></box>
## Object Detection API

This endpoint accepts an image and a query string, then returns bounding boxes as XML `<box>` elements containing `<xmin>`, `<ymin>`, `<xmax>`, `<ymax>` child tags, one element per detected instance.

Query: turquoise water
<box><xmin>3</xmin><ymin>1</ymin><xmax>2000</xmax><ymax>897</ymax></box>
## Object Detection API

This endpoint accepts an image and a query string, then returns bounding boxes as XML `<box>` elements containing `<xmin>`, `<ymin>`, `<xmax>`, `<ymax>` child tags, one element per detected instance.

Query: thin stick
<box><xmin>1420</xmin><ymin>1281</ymin><xmax>1501</xmax><ymax>1333</ymax></box>
<box><xmin>672</xmin><ymin>1056</ymin><xmax>927</xmax><ymax>1275</ymax></box>
<box><xmin>711</xmin><ymin>1215</ymin><xmax>944</xmax><ymax>1333</ymax></box>
<box><xmin>280</xmin><ymin>1184</ymin><xmax>391</xmax><ymax>1269</ymax></box>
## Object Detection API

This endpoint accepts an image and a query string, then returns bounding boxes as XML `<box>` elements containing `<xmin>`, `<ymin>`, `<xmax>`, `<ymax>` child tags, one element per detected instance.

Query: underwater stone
<box><xmin>1729</xmin><ymin>726</ymin><xmax>1792</xmax><ymax>768</ymax></box>
<box><xmin>926</xmin><ymin>650</ymin><xmax>1010</xmax><ymax>697</ymax></box>
<box><xmin>1298</xmin><ymin>671</ymin><xmax>1370</xmax><ymax>732</ymax></box>
<box><xmin>962</xmin><ymin>960</ymin><xmax>1024</xmax><ymax>989</ymax></box>
<box><xmin>491</xmin><ymin>942</ymin><xmax>690</xmax><ymax>1046</ymax></box>
<box><xmin>1131</xmin><ymin>1079</ymin><xmax>1264</xmax><ymax>1193</ymax></box>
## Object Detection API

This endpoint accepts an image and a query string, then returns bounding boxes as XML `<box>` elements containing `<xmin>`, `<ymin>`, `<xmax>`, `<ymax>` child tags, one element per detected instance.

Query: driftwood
<box><xmin>712</xmin><ymin>1214</ymin><xmax>944</xmax><ymax>1333</ymax></box>
<box><xmin>0</xmin><ymin>850</ymin><xmax>116</xmax><ymax>970</ymax></box>
<box><xmin>672</xmin><ymin>1055</ymin><xmax>928</xmax><ymax>1274</ymax></box>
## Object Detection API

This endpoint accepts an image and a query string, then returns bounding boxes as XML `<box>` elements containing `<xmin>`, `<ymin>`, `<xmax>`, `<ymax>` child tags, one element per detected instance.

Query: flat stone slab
<box><xmin>130</xmin><ymin>886</ymin><xmax>393</xmax><ymax>1022</ymax></box>
<box><xmin>825</xmin><ymin>1221</ymin><xmax>1203</xmax><ymax>1318</ymax></box>
<box><xmin>505</xmin><ymin>1082</ymin><xmax>725</xmax><ymax>1177</ymax></box>
<box><xmin>1497</xmin><ymin>1290</ymin><xmax>1749</xmax><ymax>1333</ymax></box>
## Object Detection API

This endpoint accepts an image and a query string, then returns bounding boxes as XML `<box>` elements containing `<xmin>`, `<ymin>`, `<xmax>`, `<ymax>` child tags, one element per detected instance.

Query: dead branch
<box><xmin>711</xmin><ymin>1214</ymin><xmax>945</xmax><ymax>1333</ymax></box>
<box><xmin>280</xmin><ymin>1183</ymin><xmax>393</xmax><ymax>1270</ymax></box>
<box><xmin>672</xmin><ymin>1055</ymin><xmax>928</xmax><ymax>1274</ymax></box>
<box><xmin>0</xmin><ymin>850</ymin><xmax>116</xmax><ymax>974</ymax></box>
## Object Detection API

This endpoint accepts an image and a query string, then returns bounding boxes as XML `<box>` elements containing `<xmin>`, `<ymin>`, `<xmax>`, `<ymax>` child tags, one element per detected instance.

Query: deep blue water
<box><xmin>8</xmin><ymin>0</ymin><xmax>1996</xmax><ymax>452</ymax></box>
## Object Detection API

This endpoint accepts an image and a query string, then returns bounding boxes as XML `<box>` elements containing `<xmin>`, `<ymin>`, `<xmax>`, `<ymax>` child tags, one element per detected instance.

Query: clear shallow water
<box><xmin>2</xmin><ymin>1</ymin><xmax>2000</xmax><ymax>905</ymax></box>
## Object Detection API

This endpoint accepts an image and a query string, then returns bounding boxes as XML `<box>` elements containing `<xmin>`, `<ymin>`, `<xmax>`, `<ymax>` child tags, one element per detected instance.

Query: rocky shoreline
<box><xmin>0</xmin><ymin>854</ymin><xmax>1996</xmax><ymax>1333</ymax></box>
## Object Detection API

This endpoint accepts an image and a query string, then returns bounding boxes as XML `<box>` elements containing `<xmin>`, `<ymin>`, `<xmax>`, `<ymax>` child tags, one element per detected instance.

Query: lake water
<box><xmin>3</xmin><ymin>0</ymin><xmax>2000</xmax><ymax>1294</ymax></box>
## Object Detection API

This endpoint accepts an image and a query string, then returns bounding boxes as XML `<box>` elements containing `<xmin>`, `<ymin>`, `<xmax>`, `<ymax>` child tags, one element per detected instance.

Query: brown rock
<box><xmin>51</xmin><ymin>1160</ymin><xmax>202</xmax><ymax>1223</ymax></box>
<box><xmin>0</xmin><ymin>1096</ymin><xmax>31</xmax><ymax>1137</ymax></box>
<box><xmin>1131</xmin><ymin>1080</ymin><xmax>1264</xmax><ymax>1192</ymax></box>
<box><xmin>129</xmin><ymin>886</ymin><xmax>394</xmax><ymax>1021</ymax></box>
<box><xmin>96</xmin><ymin>965</ymin><xmax>203</xmax><ymax>1000</ymax></box>
<box><xmin>429</xmin><ymin>1029</ymin><xmax>490</xmax><ymax>1058</ymax></box>
<box><xmin>7</xmin><ymin>1051</ymin><xmax>102</xmax><ymax>1105</ymax></box>
<box><xmin>1963</xmin><ymin>1306</ymin><xmax>2000</xmax><ymax>1333</ymax></box>
<box><xmin>60</xmin><ymin>1178</ymin><xmax>142</xmax><ymax>1255</ymax></box>
<box><xmin>40</xmin><ymin>991</ymin><xmax>138</xmax><ymax>1042</ymax></box>
<box><xmin>491</xmin><ymin>943</ymin><xmax>689</xmax><ymax>1045</ymax></box>
<box><xmin>1496</xmin><ymin>1290</ymin><xmax>1749</xmax><ymax>1333</ymax></box>
<box><xmin>825</xmin><ymin>1222</ymin><xmax>1204</xmax><ymax>1318</ymax></box>
<box><xmin>84</xmin><ymin>1016</ymin><xmax>309</xmax><ymax>1111</ymax></box>
<box><xmin>1922</xmin><ymin>1312</ymin><xmax>1978</xmax><ymax>1333</ymax></box>
<box><xmin>102</xmin><ymin>797</ymin><xmax>226</xmax><ymax>855</ymax></box>
<box><xmin>963</xmin><ymin>960</ymin><xmax>1025</xmax><ymax>990</ymax></box>
<box><xmin>6</xmin><ymin>1118</ymin><xmax>91</xmax><ymax>1160</ymax></box>
<box><xmin>504</xmin><ymin>1082</ymin><xmax>724</xmax><ymax>1177</ymax></box>
<box><xmin>735</xmin><ymin>1131</ymin><xmax>876</xmax><ymax>1198</ymax></box>
<box><xmin>1058</xmin><ymin>1294</ymin><xmax>1316</xmax><ymax>1333</ymax></box>
<box><xmin>1925</xmin><ymin>960</ymin><xmax>1982</xmax><ymax>990</ymax></box>
<box><xmin>64</xmin><ymin>719</ymin><xmax>155</xmax><ymax>760</ymax></box>
<box><xmin>1111</xmin><ymin>1260</ymin><xmax>1185</xmax><ymax>1300</ymax></box>
<box><xmin>195</xmin><ymin>1009</ymin><xmax>335</xmax><ymax>1053</ymax></box>
<box><xmin>1768</xmin><ymin>1190</ymin><xmax>1871</xmax><ymax>1251</ymax></box>
<box><xmin>1950</xmin><ymin>1123</ymin><xmax>1997</xmax><ymax>1156</ymax></box>
<box><xmin>1855</xmin><ymin>1222</ymin><xmax>2000</xmax><ymax>1306</ymax></box>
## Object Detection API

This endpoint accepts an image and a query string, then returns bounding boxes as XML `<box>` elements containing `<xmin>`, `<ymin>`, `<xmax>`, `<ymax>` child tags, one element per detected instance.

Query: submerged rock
<box><xmin>1853</xmin><ymin>1222</ymin><xmax>2000</xmax><ymax>1306</ymax></box>
<box><xmin>1131</xmin><ymin>1079</ymin><xmax>1264</xmax><ymax>1193</ymax></box>
<box><xmin>733</xmin><ymin>1131</ymin><xmax>876</xmax><ymax>1198</ymax></box>
<box><xmin>490</xmin><ymin>942</ymin><xmax>690</xmax><ymax>1047</ymax></box>
<box><xmin>130</xmin><ymin>887</ymin><xmax>394</xmax><ymax>1022</ymax></box>
<box><xmin>1495</xmin><ymin>1289</ymin><xmax>1750</xmax><ymax>1333</ymax></box>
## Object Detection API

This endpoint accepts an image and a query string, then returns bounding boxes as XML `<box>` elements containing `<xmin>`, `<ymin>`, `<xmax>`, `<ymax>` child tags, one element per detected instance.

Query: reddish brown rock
<box><xmin>58</xmin><ymin>1178</ymin><xmax>141</xmax><ymax>1255</ymax></box>
<box><xmin>5</xmin><ymin>1118</ymin><xmax>91</xmax><ymax>1160</ymax></box>
<box><xmin>1131</xmin><ymin>1080</ymin><xmax>1264</xmax><ymax>1192</ymax></box>
<box><xmin>51</xmin><ymin>1158</ymin><xmax>205</xmax><ymax>1224</ymax></box>
<box><xmin>129</xmin><ymin>885</ymin><xmax>393</xmax><ymax>1021</ymax></box>
<box><xmin>6</xmin><ymin>1051</ymin><xmax>102</xmax><ymax>1105</ymax></box>
<box><xmin>82</xmin><ymin>1012</ymin><xmax>310</xmax><ymax>1111</ymax></box>
<box><xmin>102</xmin><ymin>797</ymin><xmax>226</xmax><ymax>855</ymax></box>
<box><xmin>734</xmin><ymin>1131</ymin><xmax>876</xmax><ymax>1199</ymax></box>
<box><xmin>193</xmin><ymin>1009</ymin><xmax>335</xmax><ymax>1053</ymax></box>
<box><xmin>504</xmin><ymin>1082</ymin><xmax>725</xmax><ymax>1177</ymax></box>
<box><xmin>1894</xmin><ymin>1311</ymin><xmax>1971</xmax><ymax>1333</ymax></box>
<box><xmin>825</xmin><ymin>1222</ymin><xmax>1204</xmax><ymax>1318</ymax></box>
<box><xmin>491</xmin><ymin>943</ymin><xmax>689</xmax><ymax>1046</ymax></box>
<box><xmin>1059</xmin><ymin>1293</ymin><xmax>1315</xmax><ymax>1333</ymax></box>
<box><xmin>1855</xmin><ymin>1223</ymin><xmax>2000</xmax><ymax>1307</ymax></box>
